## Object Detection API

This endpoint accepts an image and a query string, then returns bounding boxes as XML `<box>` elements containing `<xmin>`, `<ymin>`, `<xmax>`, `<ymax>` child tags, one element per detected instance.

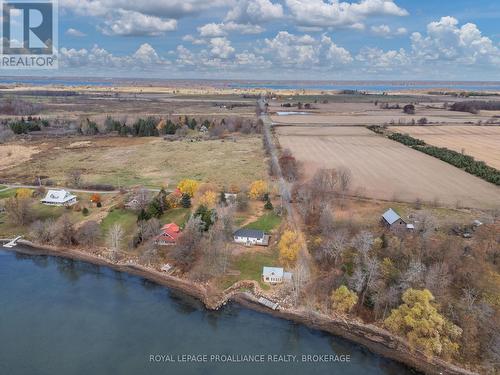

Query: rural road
<box><xmin>258</xmin><ymin>98</ymin><xmax>312</xmax><ymax>278</ymax></box>
<box><xmin>0</xmin><ymin>184</ymin><xmax>161</xmax><ymax>194</ymax></box>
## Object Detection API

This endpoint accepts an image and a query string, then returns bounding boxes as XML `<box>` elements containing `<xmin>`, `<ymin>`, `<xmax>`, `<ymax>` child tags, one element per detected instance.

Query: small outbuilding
<box><xmin>233</xmin><ymin>228</ymin><xmax>270</xmax><ymax>246</ymax></box>
<box><xmin>41</xmin><ymin>189</ymin><xmax>77</xmax><ymax>207</ymax></box>
<box><xmin>381</xmin><ymin>208</ymin><xmax>407</xmax><ymax>230</ymax></box>
<box><xmin>262</xmin><ymin>267</ymin><xmax>292</xmax><ymax>284</ymax></box>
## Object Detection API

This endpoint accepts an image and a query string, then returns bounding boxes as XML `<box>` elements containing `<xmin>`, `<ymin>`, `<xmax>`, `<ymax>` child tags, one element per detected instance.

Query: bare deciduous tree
<box><xmin>30</xmin><ymin>219</ymin><xmax>56</xmax><ymax>244</ymax></box>
<box><xmin>54</xmin><ymin>214</ymin><xmax>75</xmax><ymax>246</ymax></box>
<box><xmin>107</xmin><ymin>223</ymin><xmax>124</xmax><ymax>261</ymax></box>
<box><xmin>66</xmin><ymin>170</ymin><xmax>83</xmax><ymax>187</ymax></box>
<box><xmin>311</xmin><ymin>168</ymin><xmax>338</xmax><ymax>196</ymax></box>
<box><xmin>319</xmin><ymin>204</ymin><xmax>335</xmax><ymax>236</ymax></box>
<box><xmin>172</xmin><ymin>216</ymin><xmax>204</xmax><ymax>271</ymax></box>
<box><xmin>424</xmin><ymin>263</ymin><xmax>451</xmax><ymax>299</ymax></box>
<box><xmin>5</xmin><ymin>196</ymin><xmax>33</xmax><ymax>226</ymax></box>
<box><xmin>337</xmin><ymin>167</ymin><xmax>352</xmax><ymax>205</ymax></box>
<box><xmin>76</xmin><ymin>221</ymin><xmax>101</xmax><ymax>248</ymax></box>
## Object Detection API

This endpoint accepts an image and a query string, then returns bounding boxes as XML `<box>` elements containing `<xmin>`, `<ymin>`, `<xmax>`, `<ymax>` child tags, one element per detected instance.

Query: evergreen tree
<box><xmin>194</xmin><ymin>205</ymin><xmax>215</xmax><ymax>231</ymax></box>
<box><xmin>181</xmin><ymin>193</ymin><xmax>192</xmax><ymax>208</ymax></box>
<box><xmin>137</xmin><ymin>209</ymin><xmax>151</xmax><ymax>222</ymax></box>
<box><xmin>219</xmin><ymin>191</ymin><xmax>227</xmax><ymax>205</ymax></box>
<box><xmin>189</xmin><ymin>118</ymin><xmax>197</xmax><ymax>130</ymax></box>
<box><xmin>147</xmin><ymin>198</ymin><xmax>164</xmax><ymax>218</ymax></box>
<box><xmin>264</xmin><ymin>199</ymin><xmax>273</xmax><ymax>210</ymax></box>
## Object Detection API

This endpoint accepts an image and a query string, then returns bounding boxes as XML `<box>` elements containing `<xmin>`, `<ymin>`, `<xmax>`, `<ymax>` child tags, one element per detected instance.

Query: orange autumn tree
<box><xmin>91</xmin><ymin>193</ymin><xmax>102</xmax><ymax>204</ymax></box>
<box><xmin>16</xmin><ymin>188</ymin><xmax>33</xmax><ymax>199</ymax></box>
<box><xmin>278</xmin><ymin>230</ymin><xmax>302</xmax><ymax>264</ymax></box>
<box><xmin>177</xmin><ymin>179</ymin><xmax>199</xmax><ymax>198</ymax></box>
<box><xmin>249</xmin><ymin>180</ymin><xmax>268</xmax><ymax>200</ymax></box>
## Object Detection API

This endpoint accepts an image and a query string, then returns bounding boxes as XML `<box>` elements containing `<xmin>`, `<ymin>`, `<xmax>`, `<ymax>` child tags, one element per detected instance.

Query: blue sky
<box><xmin>11</xmin><ymin>0</ymin><xmax>500</xmax><ymax>79</ymax></box>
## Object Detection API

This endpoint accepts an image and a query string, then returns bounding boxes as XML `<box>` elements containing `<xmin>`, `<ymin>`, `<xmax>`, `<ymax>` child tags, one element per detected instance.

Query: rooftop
<box><xmin>382</xmin><ymin>208</ymin><xmax>403</xmax><ymax>225</ymax></box>
<box><xmin>234</xmin><ymin>228</ymin><xmax>265</xmax><ymax>239</ymax></box>
<box><xmin>262</xmin><ymin>267</ymin><xmax>284</xmax><ymax>278</ymax></box>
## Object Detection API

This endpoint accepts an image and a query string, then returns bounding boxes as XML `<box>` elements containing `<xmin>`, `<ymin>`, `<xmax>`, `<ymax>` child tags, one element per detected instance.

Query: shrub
<box><xmin>388</xmin><ymin>133</ymin><xmax>426</xmax><ymax>146</ymax></box>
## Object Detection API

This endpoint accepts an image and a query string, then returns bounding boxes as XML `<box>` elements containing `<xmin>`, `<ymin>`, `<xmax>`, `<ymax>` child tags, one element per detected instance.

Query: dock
<box><xmin>257</xmin><ymin>297</ymin><xmax>279</xmax><ymax>310</ymax></box>
<box><xmin>3</xmin><ymin>236</ymin><xmax>23</xmax><ymax>248</ymax></box>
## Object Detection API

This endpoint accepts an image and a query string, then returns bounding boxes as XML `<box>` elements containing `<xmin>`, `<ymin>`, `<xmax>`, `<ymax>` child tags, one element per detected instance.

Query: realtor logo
<box><xmin>1</xmin><ymin>0</ymin><xmax>58</xmax><ymax>68</ymax></box>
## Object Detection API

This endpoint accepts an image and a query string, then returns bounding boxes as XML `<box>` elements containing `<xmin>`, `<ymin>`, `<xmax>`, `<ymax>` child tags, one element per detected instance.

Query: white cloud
<box><xmin>371</xmin><ymin>24</ymin><xmax>407</xmax><ymax>37</ymax></box>
<box><xmin>411</xmin><ymin>16</ymin><xmax>500</xmax><ymax>64</ymax></box>
<box><xmin>66</xmin><ymin>28</ymin><xmax>87</xmax><ymax>37</ymax></box>
<box><xmin>198</xmin><ymin>22</ymin><xmax>264</xmax><ymax>38</ymax></box>
<box><xmin>264</xmin><ymin>31</ymin><xmax>352</xmax><ymax>67</ymax></box>
<box><xmin>285</xmin><ymin>0</ymin><xmax>408</xmax><ymax>29</ymax></box>
<box><xmin>356</xmin><ymin>46</ymin><xmax>409</xmax><ymax>68</ymax></box>
<box><xmin>60</xmin><ymin>0</ymin><xmax>232</xmax><ymax>18</ymax></box>
<box><xmin>198</xmin><ymin>23</ymin><xmax>226</xmax><ymax>38</ymax></box>
<box><xmin>209</xmin><ymin>37</ymin><xmax>235</xmax><ymax>59</ymax></box>
<box><xmin>101</xmin><ymin>10</ymin><xmax>177</xmax><ymax>36</ymax></box>
<box><xmin>176</xmin><ymin>45</ymin><xmax>196</xmax><ymax>66</ymax></box>
<box><xmin>226</xmin><ymin>0</ymin><xmax>283</xmax><ymax>23</ymax></box>
<box><xmin>182</xmin><ymin>34</ymin><xmax>206</xmax><ymax>45</ymax></box>
<box><xmin>235</xmin><ymin>51</ymin><xmax>272</xmax><ymax>67</ymax></box>
<box><xmin>60</xmin><ymin>43</ymin><xmax>169</xmax><ymax>69</ymax></box>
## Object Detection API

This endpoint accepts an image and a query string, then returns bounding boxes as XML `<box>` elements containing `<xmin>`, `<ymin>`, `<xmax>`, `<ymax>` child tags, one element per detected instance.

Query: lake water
<box><xmin>0</xmin><ymin>248</ymin><xmax>417</xmax><ymax>375</ymax></box>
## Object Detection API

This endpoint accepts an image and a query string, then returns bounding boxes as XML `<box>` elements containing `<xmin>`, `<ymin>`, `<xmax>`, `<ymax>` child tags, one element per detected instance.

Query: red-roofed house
<box><xmin>154</xmin><ymin>223</ymin><xmax>181</xmax><ymax>246</ymax></box>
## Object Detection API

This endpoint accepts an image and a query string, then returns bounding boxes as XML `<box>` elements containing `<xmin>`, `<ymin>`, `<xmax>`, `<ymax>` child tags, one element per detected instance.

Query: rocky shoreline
<box><xmin>4</xmin><ymin>240</ymin><xmax>478</xmax><ymax>375</ymax></box>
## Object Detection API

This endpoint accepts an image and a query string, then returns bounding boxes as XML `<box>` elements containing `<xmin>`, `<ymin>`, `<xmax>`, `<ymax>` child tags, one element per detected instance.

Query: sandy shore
<box><xmin>3</xmin><ymin>240</ymin><xmax>478</xmax><ymax>375</ymax></box>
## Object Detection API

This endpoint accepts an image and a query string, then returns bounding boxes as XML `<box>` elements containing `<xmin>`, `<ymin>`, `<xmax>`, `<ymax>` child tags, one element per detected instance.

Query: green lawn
<box><xmin>0</xmin><ymin>189</ymin><xmax>16</xmax><ymax>200</ymax></box>
<box><xmin>100</xmin><ymin>209</ymin><xmax>138</xmax><ymax>248</ymax></box>
<box><xmin>243</xmin><ymin>212</ymin><xmax>282</xmax><ymax>232</ymax></box>
<box><xmin>160</xmin><ymin>208</ymin><xmax>191</xmax><ymax>227</ymax></box>
<box><xmin>221</xmin><ymin>249</ymin><xmax>280</xmax><ymax>290</ymax></box>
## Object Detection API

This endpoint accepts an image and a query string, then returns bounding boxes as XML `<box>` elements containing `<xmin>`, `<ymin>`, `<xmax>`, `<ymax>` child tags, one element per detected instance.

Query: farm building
<box><xmin>381</xmin><ymin>209</ymin><xmax>414</xmax><ymax>231</ymax></box>
<box><xmin>262</xmin><ymin>267</ymin><xmax>292</xmax><ymax>284</ymax></box>
<box><xmin>154</xmin><ymin>223</ymin><xmax>181</xmax><ymax>246</ymax></box>
<box><xmin>233</xmin><ymin>228</ymin><xmax>270</xmax><ymax>246</ymax></box>
<box><xmin>40</xmin><ymin>190</ymin><xmax>77</xmax><ymax>207</ymax></box>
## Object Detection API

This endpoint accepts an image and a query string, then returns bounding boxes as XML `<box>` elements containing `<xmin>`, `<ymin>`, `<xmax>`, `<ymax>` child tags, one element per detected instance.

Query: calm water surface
<box><xmin>0</xmin><ymin>248</ymin><xmax>418</xmax><ymax>375</ymax></box>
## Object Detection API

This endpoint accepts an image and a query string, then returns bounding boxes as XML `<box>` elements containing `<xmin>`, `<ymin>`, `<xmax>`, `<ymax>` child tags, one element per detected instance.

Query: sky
<box><xmin>6</xmin><ymin>0</ymin><xmax>500</xmax><ymax>79</ymax></box>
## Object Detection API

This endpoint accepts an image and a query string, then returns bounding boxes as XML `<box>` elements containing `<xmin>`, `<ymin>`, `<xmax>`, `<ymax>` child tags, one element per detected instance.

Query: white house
<box><xmin>224</xmin><ymin>193</ymin><xmax>237</xmax><ymax>203</ymax></box>
<box><xmin>262</xmin><ymin>267</ymin><xmax>292</xmax><ymax>284</ymax></box>
<box><xmin>233</xmin><ymin>228</ymin><xmax>270</xmax><ymax>246</ymax></box>
<box><xmin>40</xmin><ymin>189</ymin><xmax>77</xmax><ymax>207</ymax></box>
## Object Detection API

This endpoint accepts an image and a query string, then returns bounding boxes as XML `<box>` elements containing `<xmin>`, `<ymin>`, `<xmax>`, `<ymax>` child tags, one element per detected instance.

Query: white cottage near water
<box><xmin>41</xmin><ymin>189</ymin><xmax>77</xmax><ymax>207</ymax></box>
<box><xmin>262</xmin><ymin>267</ymin><xmax>293</xmax><ymax>284</ymax></box>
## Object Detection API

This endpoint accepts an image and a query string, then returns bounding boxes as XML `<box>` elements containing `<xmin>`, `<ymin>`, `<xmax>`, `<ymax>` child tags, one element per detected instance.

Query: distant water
<box><xmin>1</xmin><ymin>77</ymin><xmax>499</xmax><ymax>92</ymax></box>
<box><xmin>0</xmin><ymin>78</ymin><xmax>114</xmax><ymax>86</ymax></box>
<box><xmin>0</xmin><ymin>248</ymin><xmax>417</xmax><ymax>375</ymax></box>
<box><xmin>228</xmin><ymin>82</ymin><xmax>500</xmax><ymax>92</ymax></box>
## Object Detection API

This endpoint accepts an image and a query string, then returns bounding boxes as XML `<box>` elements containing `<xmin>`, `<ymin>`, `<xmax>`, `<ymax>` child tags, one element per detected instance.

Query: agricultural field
<box><xmin>0</xmin><ymin>88</ymin><xmax>257</xmax><ymax>121</ymax></box>
<box><xmin>0</xmin><ymin>136</ymin><xmax>266</xmax><ymax>189</ymax></box>
<box><xmin>268</xmin><ymin>99</ymin><xmax>498</xmax><ymax>126</ymax></box>
<box><xmin>389</xmin><ymin>125</ymin><xmax>500</xmax><ymax>169</ymax></box>
<box><xmin>276</xmin><ymin>126</ymin><xmax>500</xmax><ymax>209</ymax></box>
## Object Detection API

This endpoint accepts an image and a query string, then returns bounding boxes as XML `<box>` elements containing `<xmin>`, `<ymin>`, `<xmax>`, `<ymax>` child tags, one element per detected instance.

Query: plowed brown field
<box><xmin>277</xmin><ymin>126</ymin><xmax>500</xmax><ymax>209</ymax></box>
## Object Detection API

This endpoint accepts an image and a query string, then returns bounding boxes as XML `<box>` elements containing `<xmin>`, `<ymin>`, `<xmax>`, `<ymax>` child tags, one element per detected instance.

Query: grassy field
<box><xmin>221</xmin><ymin>248</ymin><xmax>280</xmax><ymax>290</ymax></box>
<box><xmin>100</xmin><ymin>209</ymin><xmax>138</xmax><ymax>248</ymax></box>
<box><xmin>0</xmin><ymin>189</ymin><xmax>16</xmax><ymax>199</ymax></box>
<box><xmin>160</xmin><ymin>208</ymin><xmax>191</xmax><ymax>227</ymax></box>
<box><xmin>243</xmin><ymin>212</ymin><xmax>282</xmax><ymax>232</ymax></box>
<box><xmin>277</xmin><ymin>126</ymin><xmax>500</xmax><ymax>209</ymax></box>
<box><xmin>1</xmin><ymin>136</ymin><xmax>266</xmax><ymax>189</ymax></box>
